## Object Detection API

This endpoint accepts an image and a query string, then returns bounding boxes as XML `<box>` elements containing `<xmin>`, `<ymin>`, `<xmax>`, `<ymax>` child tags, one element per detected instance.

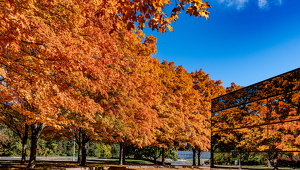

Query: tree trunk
<box><xmin>197</xmin><ymin>148</ymin><xmax>201</xmax><ymax>166</ymax></box>
<box><xmin>239</xmin><ymin>152</ymin><xmax>242</xmax><ymax>169</ymax></box>
<box><xmin>80</xmin><ymin>141</ymin><xmax>88</xmax><ymax>166</ymax></box>
<box><xmin>28</xmin><ymin>134</ymin><xmax>38</xmax><ymax>168</ymax></box>
<box><xmin>21</xmin><ymin>124</ymin><xmax>29</xmax><ymax>165</ymax></box>
<box><xmin>162</xmin><ymin>147</ymin><xmax>165</xmax><ymax>165</ymax></box>
<box><xmin>119</xmin><ymin>142</ymin><xmax>124</xmax><ymax>165</ymax></box>
<box><xmin>210</xmin><ymin>149</ymin><xmax>214</xmax><ymax>168</ymax></box>
<box><xmin>27</xmin><ymin>123</ymin><xmax>45</xmax><ymax>168</ymax></box>
<box><xmin>122</xmin><ymin>144</ymin><xmax>126</xmax><ymax>164</ymax></box>
<box><xmin>80</xmin><ymin>131</ymin><xmax>90</xmax><ymax>166</ymax></box>
<box><xmin>267</xmin><ymin>159</ymin><xmax>272</xmax><ymax>168</ymax></box>
<box><xmin>192</xmin><ymin>148</ymin><xmax>196</xmax><ymax>166</ymax></box>
<box><xmin>274</xmin><ymin>152</ymin><xmax>278</xmax><ymax>170</ymax></box>
<box><xmin>267</xmin><ymin>152</ymin><xmax>272</xmax><ymax>168</ymax></box>
<box><xmin>77</xmin><ymin>141</ymin><xmax>82</xmax><ymax>163</ymax></box>
<box><xmin>76</xmin><ymin>129</ymin><xmax>82</xmax><ymax>163</ymax></box>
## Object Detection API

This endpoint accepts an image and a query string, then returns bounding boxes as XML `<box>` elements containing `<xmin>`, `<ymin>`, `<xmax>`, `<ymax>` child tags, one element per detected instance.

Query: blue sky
<box><xmin>144</xmin><ymin>0</ymin><xmax>300</xmax><ymax>88</ymax></box>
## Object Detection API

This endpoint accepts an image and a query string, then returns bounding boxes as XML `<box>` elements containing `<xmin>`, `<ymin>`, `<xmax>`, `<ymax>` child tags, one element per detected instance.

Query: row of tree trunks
<box><xmin>18</xmin><ymin>125</ymin><xmax>204</xmax><ymax>168</ymax></box>
<box><xmin>16</xmin><ymin>123</ymin><xmax>90</xmax><ymax>168</ymax></box>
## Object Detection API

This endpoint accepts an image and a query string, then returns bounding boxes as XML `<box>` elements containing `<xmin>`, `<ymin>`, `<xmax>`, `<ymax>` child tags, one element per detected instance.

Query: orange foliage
<box><xmin>153</xmin><ymin>63</ymin><xmax>224</xmax><ymax>151</ymax></box>
<box><xmin>1</xmin><ymin>0</ymin><xmax>215</xmax><ymax>167</ymax></box>
<box><xmin>99</xmin><ymin>0</ymin><xmax>211</xmax><ymax>33</ymax></box>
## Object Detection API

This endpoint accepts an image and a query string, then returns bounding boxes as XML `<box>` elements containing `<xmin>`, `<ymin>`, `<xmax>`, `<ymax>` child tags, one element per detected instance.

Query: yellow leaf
<box><xmin>167</xmin><ymin>25</ymin><xmax>173</xmax><ymax>32</ymax></box>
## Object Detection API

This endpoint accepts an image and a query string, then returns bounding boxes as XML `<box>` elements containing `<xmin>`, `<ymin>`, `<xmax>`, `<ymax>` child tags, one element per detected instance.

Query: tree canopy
<box><xmin>0</xmin><ymin>0</ymin><xmax>222</xmax><ymax>168</ymax></box>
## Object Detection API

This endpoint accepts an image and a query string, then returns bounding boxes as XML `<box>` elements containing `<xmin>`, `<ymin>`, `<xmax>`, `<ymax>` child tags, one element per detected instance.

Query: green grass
<box><xmin>0</xmin><ymin>160</ymin><xmax>83</xmax><ymax>170</ymax></box>
<box><xmin>39</xmin><ymin>155</ymin><xmax>99</xmax><ymax>159</ymax></box>
<box><xmin>245</xmin><ymin>165</ymin><xmax>290</xmax><ymax>169</ymax></box>
<box><xmin>0</xmin><ymin>160</ymin><xmax>19</xmax><ymax>164</ymax></box>
<box><xmin>214</xmin><ymin>164</ymin><xmax>300</xmax><ymax>170</ymax></box>
<box><xmin>125</xmin><ymin>159</ymin><xmax>154</xmax><ymax>164</ymax></box>
<box><xmin>0</xmin><ymin>157</ymin><xmax>153</xmax><ymax>169</ymax></box>
<box><xmin>99</xmin><ymin>158</ymin><xmax>153</xmax><ymax>164</ymax></box>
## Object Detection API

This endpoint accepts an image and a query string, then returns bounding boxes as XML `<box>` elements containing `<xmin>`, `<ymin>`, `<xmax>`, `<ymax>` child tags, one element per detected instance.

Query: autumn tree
<box><xmin>1</xmin><ymin>0</ymin><xmax>212</xmax><ymax>168</ymax></box>
<box><xmin>152</xmin><ymin>63</ymin><xmax>226</xmax><ymax>166</ymax></box>
<box><xmin>92</xmin><ymin>29</ymin><xmax>162</xmax><ymax>165</ymax></box>
<box><xmin>153</xmin><ymin>62</ymin><xmax>217</xmax><ymax>165</ymax></box>
<box><xmin>1</xmin><ymin>0</ymin><xmax>129</xmax><ymax>167</ymax></box>
<box><xmin>40</xmin><ymin>16</ymin><xmax>162</xmax><ymax>167</ymax></box>
<box><xmin>153</xmin><ymin>62</ymin><xmax>195</xmax><ymax>153</ymax></box>
<box><xmin>188</xmin><ymin>69</ymin><xmax>225</xmax><ymax>165</ymax></box>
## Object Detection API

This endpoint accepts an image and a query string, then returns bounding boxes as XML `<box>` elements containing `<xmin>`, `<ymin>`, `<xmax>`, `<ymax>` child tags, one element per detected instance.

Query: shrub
<box><xmin>275</xmin><ymin>156</ymin><xmax>300</xmax><ymax>167</ymax></box>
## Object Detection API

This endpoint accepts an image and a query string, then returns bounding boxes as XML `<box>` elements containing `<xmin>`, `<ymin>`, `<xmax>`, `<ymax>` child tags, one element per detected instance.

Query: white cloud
<box><xmin>258</xmin><ymin>0</ymin><xmax>268</xmax><ymax>8</ymax></box>
<box><xmin>218</xmin><ymin>0</ymin><xmax>249</xmax><ymax>9</ymax></box>
<box><xmin>236</xmin><ymin>0</ymin><xmax>249</xmax><ymax>9</ymax></box>
<box><xmin>277</xmin><ymin>0</ymin><xmax>282</xmax><ymax>4</ymax></box>
<box><xmin>218</xmin><ymin>0</ymin><xmax>282</xmax><ymax>10</ymax></box>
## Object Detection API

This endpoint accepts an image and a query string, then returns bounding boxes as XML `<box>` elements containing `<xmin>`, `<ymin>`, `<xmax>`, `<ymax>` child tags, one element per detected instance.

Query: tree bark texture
<box><xmin>267</xmin><ymin>152</ymin><xmax>272</xmax><ymax>168</ymax></box>
<box><xmin>76</xmin><ymin>128</ymin><xmax>82</xmax><ymax>163</ymax></box>
<box><xmin>210</xmin><ymin>150</ymin><xmax>214</xmax><ymax>168</ymax></box>
<box><xmin>239</xmin><ymin>152</ymin><xmax>242</xmax><ymax>169</ymax></box>
<box><xmin>119</xmin><ymin>142</ymin><xmax>124</xmax><ymax>165</ymax></box>
<box><xmin>274</xmin><ymin>152</ymin><xmax>278</xmax><ymax>170</ymax></box>
<box><xmin>27</xmin><ymin>123</ymin><xmax>45</xmax><ymax>168</ymax></box>
<box><xmin>197</xmin><ymin>148</ymin><xmax>201</xmax><ymax>166</ymax></box>
<box><xmin>21</xmin><ymin>124</ymin><xmax>29</xmax><ymax>165</ymax></box>
<box><xmin>192</xmin><ymin>148</ymin><xmax>196</xmax><ymax>166</ymax></box>
<box><xmin>162</xmin><ymin>147</ymin><xmax>165</xmax><ymax>165</ymax></box>
<box><xmin>122</xmin><ymin>144</ymin><xmax>126</xmax><ymax>164</ymax></box>
<box><xmin>80</xmin><ymin>131</ymin><xmax>90</xmax><ymax>166</ymax></box>
<box><xmin>80</xmin><ymin>141</ymin><xmax>88</xmax><ymax>166</ymax></box>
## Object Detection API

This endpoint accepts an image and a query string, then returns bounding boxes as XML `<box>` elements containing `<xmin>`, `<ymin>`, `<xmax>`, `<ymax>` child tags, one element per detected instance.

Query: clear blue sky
<box><xmin>144</xmin><ymin>0</ymin><xmax>300</xmax><ymax>88</ymax></box>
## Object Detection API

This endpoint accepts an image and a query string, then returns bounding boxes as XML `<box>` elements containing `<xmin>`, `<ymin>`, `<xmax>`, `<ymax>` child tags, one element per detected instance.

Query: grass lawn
<box><xmin>97</xmin><ymin>158</ymin><xmax>153</xmax><ymax>164</ymax></box>
<box><xmin>0</xmin><ymin>157</ymin><xmax>153</xmax><ymax>169</ymax></box>
<box><xmin>213</xmin><ymin>164</ymin><xmax>300</xmax><ymax>169</ymax></box>
<box><xmin>125</xmin><ymin>159</ymin><xmax>154</xmax><ymax>164</ymax></box>
<box><xmin>244</xmin><ymin>165</ymin><xmax>291</xmax><ymax>169</ymax></box>
<box><xmin>0</xmin><ymin>160</ymin><xmax>87</xmax><ymax>170</ymax></box>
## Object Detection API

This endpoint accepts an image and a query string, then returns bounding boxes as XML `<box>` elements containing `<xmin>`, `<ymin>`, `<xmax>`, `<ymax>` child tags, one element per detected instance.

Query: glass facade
<box><xmin>211</xmin><ymin>67</ymin><xmax>300</xmax><ymax>168</ymax></box>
